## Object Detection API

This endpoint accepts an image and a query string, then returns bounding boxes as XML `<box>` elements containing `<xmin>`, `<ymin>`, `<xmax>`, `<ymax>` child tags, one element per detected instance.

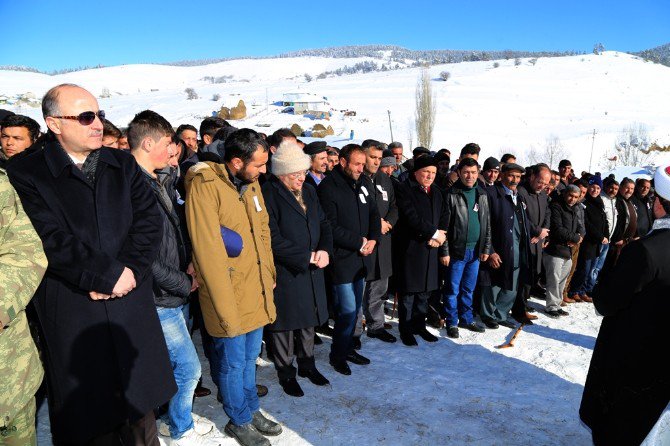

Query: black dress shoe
<box><xmin>225</xmin><ymin>422</ymin><xmax>270</xmax><ymax>446</ymax></box>
<box><xmin>544</xmin><ymin>310</ymin><xmax>561</xmax><ymax>319</ymax></box>
<box><xmin>194</xmin><ymin>383</ymin><xmax>211</xmax><ymax>398</ymax></box>
<box><xmin>298</xmin><ymin>368</ymin><xmax>330</xmax><ymax>386</ymax></box>
<box><xmin>458</xmin><ymin>321</ymin><xmax>485</xmax><ymax>333</ymax></box>
<box><xmin>352</xmin><ymin>336</ymin><xmax>362</xmax><ymax>350</ymax></box>
<box><xmin>329</xmin><ymin>359</ymin><xmax>352</xmax><ymax>375</ymax></box>
<box><xmin>498</xmin><ymin>319</ymin><xmax>517</xmax><ymax>329</ymax></box>
<box><xmin>415</xmin><ymin>328</ymin><xmax>438</xmax><ymax>342</ymax></box>
<box><xmin>256</xmin><ymin>384</ymin><xmax>268</xmax><ymax>398</ymax></box>
<box><xmin>400</xmin><ymin>332</ymin><xmax>418</xmax><ymax>346</ymax></box>
<box><xmin>513</xmin><ymin>316</ymin><xmax>534</xmax><ymax>325</ymax></box>
<box><xmin>279</xmin><ymin>377</ymin><xmax>304</xmax><ymax>397</ymax></box>
<box><xmin>557</xmin><ymin>309</ymin><xmax>569</xmax><ymax>316</ymax></box>
<box><xmin>446</xmin><ymin>326</ymin><xmax>459</xmax><ymax>338</ymax></box>
<box><xmin>314</xmin><ymin>333</ymin><xmax>323</xmax><ymax>345</ymax></box>
<box><xmin>252</xmin><ymin>411</ymin><xmax>283</xmax><ymax>436</ymax></box>
<box><xmin>346</xmin><ymin>351</ymin><xmax>370</xmax><ymax>365</ymax></box>
<box><xmin>482</xmin><ymin>319</ymin><xmax>499</xmax><ymax>329</ymax></box>
<box><xmin>367</xmin><ymin>329</ymin><xmax>397</xmax><ymax>343</ymax></box>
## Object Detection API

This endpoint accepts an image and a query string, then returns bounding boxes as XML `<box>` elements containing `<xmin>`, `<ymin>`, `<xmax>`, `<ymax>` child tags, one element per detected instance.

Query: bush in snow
<box><xmin>185</xmin><ymin>88</ymin><xmax>198</xmax><ymax>100</ymax></box>
<box><xmin>439</xmin><ymin>71</ymin><xmax>451</xmax><ymax>81</ymax></box>
<box><xmin>492</xmin><ymin>62</ymin><xmax>500</xmax><ymax>68</ymax></box>
<box><xmin>514</xmin><ymin>58</ymin><xmax>521</xmax><ymax>66</ymax></box>
<box><xmin>529</xmin><ymin>58</ymin><xmax>538</xmax><ymax>66</ymax></box>
<box><xmin>212</xmin><ymin>93</ymin><xmax>221</xmax><ymax>101</ymax></box>
<box><xmin>304</xmin><ymin>73</ymin><xmax>312</xmax><ymax>82</ymax></box>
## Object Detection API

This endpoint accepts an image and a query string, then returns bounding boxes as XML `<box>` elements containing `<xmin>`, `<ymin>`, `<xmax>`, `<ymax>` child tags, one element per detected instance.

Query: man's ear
<box><xmin>203</xmin><ymin>134</ymin><xmax>212</xmax><ymax>145</ymax></box>
<box><xmin>45</xmin><ymin>116</ymin><xmax>62</xmax><ymax>135</ymax></box>
<box><xmin>141</xmin><ymin>136</ymin><xmax>154</xmax><ymax>153</ymax></box>
<box><xmin>231</xmin><ymin>156</ymin><xmax>243</xmax><ymax>170</ymax></box>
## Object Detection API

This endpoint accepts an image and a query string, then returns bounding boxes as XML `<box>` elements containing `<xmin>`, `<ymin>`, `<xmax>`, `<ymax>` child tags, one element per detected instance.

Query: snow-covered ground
<box><xmin>2</xmin><ymin>51</ymin><xmax>670</xmax><ymax>172</ymax></box>
<box><xmin>37</xmin><ymin>296</ymin><xmax>601</xmax><ymax>445</ymax></box>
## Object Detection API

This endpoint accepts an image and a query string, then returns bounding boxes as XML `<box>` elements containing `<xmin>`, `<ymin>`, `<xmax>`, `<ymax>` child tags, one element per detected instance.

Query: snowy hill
<box><xmin>2</xmin><ymin>51</ymin><xmax>670</xmax><ymax>172</ymax></box>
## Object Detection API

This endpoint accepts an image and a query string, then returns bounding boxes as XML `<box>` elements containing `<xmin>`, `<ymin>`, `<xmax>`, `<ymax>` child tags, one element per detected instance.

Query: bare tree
<box><xmin>415</xmin><ymin>69</ymin><xmax>436</xmax><ymax>148</ymax></box>
<box><xmin>526</xmin><ymin>135</ymin><xmax>568</xmax><ymax>169</ymax></box>
<box><xmin>612</xmin><ymin>123</ymin><xmax>653</xmax><ymax>166</ymax></box>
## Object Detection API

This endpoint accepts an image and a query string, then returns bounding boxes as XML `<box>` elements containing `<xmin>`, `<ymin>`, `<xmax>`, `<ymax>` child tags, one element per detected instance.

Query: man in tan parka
<box><xmin>185</xmin><ymin>129</ymin><xmax>282</xmax><ymax>446</ymax></box>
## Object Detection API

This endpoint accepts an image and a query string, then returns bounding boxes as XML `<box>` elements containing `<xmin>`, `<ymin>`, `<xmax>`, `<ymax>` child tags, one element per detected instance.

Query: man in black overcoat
<box><xmin>512</xmin><ymin>164</ymin><xmax>551</xmax><ymax>323</ymax></box>
<box><xmin>393</xmin><ymin>156</ymin><xmax>448</xmax><ymax>346</ymax></box>
<box><xmin>317</xmin><ymin>144</ymin><xmax>381</xmax><ymax>375</ymax></box>
<box><xmin>262</xmin><ymin>141</ymin><xmax>333</xmax><ymax>397</ymax></box>
<box><xmin>580</xmin><ymin>165</ymin><xmax>670</xmax><ymax>446</ymax></box>
<box><xmin>7</xmin><ymin>84</ymin><xmax>175</xmax><ymax>444</ymax></box>
<box><xmin>359</xmin><ymin>140</ymin><xmax>398</xmax><ymax>343</ymax></box>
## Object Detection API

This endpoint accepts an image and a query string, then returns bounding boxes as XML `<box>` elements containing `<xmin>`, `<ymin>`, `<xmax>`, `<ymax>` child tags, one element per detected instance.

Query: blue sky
<box><xmin>1</xmin><ymin>0</ymin><xmax>667</xmax><ymax>72</ymax></box>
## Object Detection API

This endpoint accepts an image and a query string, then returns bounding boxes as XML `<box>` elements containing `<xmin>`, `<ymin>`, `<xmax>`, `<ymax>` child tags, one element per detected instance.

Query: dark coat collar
<box><xmin>44</xmin><ymin>138</ymin><xmax>120</xmax><ymax>178</ymax></box>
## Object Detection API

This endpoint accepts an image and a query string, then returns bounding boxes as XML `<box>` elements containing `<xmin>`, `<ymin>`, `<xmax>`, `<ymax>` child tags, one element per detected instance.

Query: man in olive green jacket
<box><xmin>0</xmin><ymin>167</ymin><xmax>48</xmax><ymax>445</ymax></box>
<box><xmin>185</xmin><ymin>129</ymin><xmax>281</xmax><ymax>446</ymax></box>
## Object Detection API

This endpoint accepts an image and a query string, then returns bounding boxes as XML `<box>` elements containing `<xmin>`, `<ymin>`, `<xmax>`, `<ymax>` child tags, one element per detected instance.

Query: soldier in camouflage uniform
<box><xmin>0</xmin><ymin>167</ymin><xmax>48</xmax><ymax>445</ymax></box>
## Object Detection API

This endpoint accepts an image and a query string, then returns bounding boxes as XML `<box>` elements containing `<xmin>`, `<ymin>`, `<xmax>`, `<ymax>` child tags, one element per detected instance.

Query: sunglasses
<box><xmin>52</xmin><ymin>110</ymin><xmax>105</xmax><ymax>125</ymax></box>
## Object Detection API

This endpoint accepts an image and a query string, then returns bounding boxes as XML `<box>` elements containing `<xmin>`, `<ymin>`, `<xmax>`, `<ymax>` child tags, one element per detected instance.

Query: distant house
<box><xmin>282</xmin><ymin>92</ymin><xmax>328</xmax><ymax>115</ymax></box>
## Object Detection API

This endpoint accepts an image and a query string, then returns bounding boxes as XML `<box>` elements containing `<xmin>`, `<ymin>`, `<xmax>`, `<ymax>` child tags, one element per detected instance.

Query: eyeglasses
<box><xmin>52</xmin><ymin>110</ymin><xmax>105</xmax><ymax>126</ymax></box>
<box><xmin>287</xmin><ymin>171</ymin><xmax>309</xmax><ymax>179</ymax></box>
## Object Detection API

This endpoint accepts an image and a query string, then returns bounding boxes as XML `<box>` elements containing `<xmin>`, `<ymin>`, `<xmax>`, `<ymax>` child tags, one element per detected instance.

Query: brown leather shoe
<box><xmin>572</xmin><ymin>294</ymin><xmax>583</xmax><ymax>302</ymax></box>
<box><xmin>581</xmin><ymin>295</ymin><xmax>593</xmax><ymax>303</ymax></box>
<box><xmin>563</xmin><ymin>296</ymin><xmax>576</xmax><ymax>304</ymax></box>
<box><xmin>525</xmin><ymin>312</ymin><xmax>538</xmax><ymax>320</ymax></box>
<box><xmin>194</xmin><ymin>384</ymin><xmax>211</xmax><ymax>398</ymax></box>
<box><xmin>256</xmin><ymin>384</ymin><xmax>268</xmax><ymax>398</ymax></box>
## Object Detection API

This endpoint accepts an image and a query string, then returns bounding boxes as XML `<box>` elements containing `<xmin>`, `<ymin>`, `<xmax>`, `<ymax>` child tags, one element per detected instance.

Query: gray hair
<box><xmin>565</xmin><ymin>184</ymin><xmax>581</xmax><ymax>195</ymax></box>
<box><xmin>42</xmin><ymin>83</ymin><xmax>80</xmax><ymax>118</ymax></box>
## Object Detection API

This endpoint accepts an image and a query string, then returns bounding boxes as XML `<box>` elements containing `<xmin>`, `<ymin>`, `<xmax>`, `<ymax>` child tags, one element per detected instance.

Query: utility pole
<box><xmin>387</xmin><ymin>110</ymin><xmax>394</xmax><ymax>141</ymax></box>
<box><xmin>588</xmin><ymin>129</ymin><xmax>597</xmax><ymax>173</ymax></box>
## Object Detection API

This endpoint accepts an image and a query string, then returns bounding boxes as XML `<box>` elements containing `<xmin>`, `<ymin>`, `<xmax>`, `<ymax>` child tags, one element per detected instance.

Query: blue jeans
<box><xmin>574</xmin><ymin>244</ymin><xmax>609</xmax><ymax>295</ymax></box>
<box><xmin>211</xmin><ymin>327</ymin><xmax>263</xmax><ymax>426</ymax></box>
<box><xmin>157</xmin><ymin>304</ymin><xmax>201</xmax><ymax>438</ymax></box>
<box><xmin>443</xmin><ymin>248</ymin><xmax>480</xmax><ymax>327</ymax></box>
<box><xmin>330</xmin><ymin>278</ymin><xmax>365</xmax><ymax>362</ymax></box>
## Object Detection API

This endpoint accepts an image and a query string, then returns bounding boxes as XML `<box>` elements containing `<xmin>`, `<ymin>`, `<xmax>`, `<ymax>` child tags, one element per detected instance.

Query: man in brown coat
<box><xmin>185</xmin><ymin>129</ymin><xmax>281</xmax><ymax>446</ymax></box>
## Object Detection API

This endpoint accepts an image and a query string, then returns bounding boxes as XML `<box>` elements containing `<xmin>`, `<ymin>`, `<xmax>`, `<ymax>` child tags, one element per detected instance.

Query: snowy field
<box><xmin>37</xmin><ymin>296</ymin><xmax>601</xmax><ymax>445</ymax></box>
<box><xmin>2</xmin><ymin>51</ymin><xmax>670</xmax><ymax>171</ymax></box>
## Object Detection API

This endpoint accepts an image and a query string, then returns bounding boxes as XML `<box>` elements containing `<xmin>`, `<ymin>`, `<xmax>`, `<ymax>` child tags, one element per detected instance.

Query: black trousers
<box><xmin>398</xmin><ymin>292</ymin><xmax>430</xmax><ymax>334</ymax></box>
<box><xmin>266</xmin><ymin>327</ymin><xmax>316</xmax><ymax>380</ymax></box>
<box><xmin>55</xmin><ymin>411</ymin><xmax>159</xmax><ymax>446</ymax></box>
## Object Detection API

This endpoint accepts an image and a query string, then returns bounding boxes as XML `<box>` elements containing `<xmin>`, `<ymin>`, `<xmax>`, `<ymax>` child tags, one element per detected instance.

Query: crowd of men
<box><xmin>1</xmin><ymin>84</ymin><xmax>669</xmax><ymax>446</ymax></box>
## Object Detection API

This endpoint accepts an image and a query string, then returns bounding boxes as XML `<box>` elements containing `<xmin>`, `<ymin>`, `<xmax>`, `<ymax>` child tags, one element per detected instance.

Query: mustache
<box><xmin>508</xmin><ymin>181</ymin><xmax>518</xmax><ymax>186</ymax></box>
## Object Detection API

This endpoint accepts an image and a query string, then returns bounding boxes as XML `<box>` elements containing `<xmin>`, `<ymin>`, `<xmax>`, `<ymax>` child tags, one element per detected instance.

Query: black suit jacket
<box><xmin>317</xmin><ymin>165</ymin><xmax>381</xmax><ymax>284</ymax></box>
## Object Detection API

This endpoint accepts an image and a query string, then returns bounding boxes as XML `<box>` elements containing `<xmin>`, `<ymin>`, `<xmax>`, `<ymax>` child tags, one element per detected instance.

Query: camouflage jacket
<box><xmin>0</xmin><ymin>168</ymin><xmax>47</xmax><ymax>427</ymax></box>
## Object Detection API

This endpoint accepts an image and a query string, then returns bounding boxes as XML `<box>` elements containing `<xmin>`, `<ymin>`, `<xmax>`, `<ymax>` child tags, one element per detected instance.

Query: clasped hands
<box><xmin>89</xmin><ymin>267</ymin><xmax>136</xmax><ymax>300</ymax></box>
<box><xmin>310</xmin><ymin>250</ymin><xmax>330</xmax><ymax>268</ymax></box>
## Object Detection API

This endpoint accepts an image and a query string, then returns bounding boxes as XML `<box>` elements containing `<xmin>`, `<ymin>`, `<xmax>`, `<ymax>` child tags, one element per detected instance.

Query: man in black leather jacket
<box><xmin>442</xmin><ymin>158</ymin><xmax>492</xmax><ymax>337</ymax></box>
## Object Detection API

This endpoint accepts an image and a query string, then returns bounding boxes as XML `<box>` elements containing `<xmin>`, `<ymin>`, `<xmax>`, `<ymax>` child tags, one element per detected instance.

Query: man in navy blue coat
<box><xmin>479</xmin><ymin>163</ymin><xmax>531</xmax><ymax>329</ymax></box>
